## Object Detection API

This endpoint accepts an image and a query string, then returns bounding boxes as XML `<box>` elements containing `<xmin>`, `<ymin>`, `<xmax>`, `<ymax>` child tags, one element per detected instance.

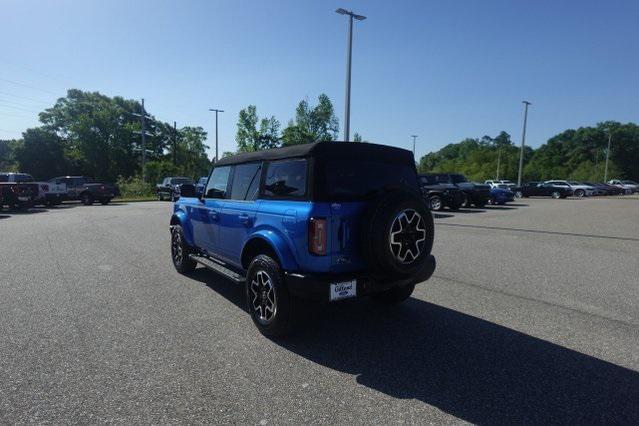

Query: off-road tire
<box><xmin>246</xmin><ymin>254</ymin><xmax>295</xmax><ymax>337</ymax></box>
<box><xmin>171</xmin><ymin>225</ymin><xmax>197</xmax><ymax>274</ymax></box>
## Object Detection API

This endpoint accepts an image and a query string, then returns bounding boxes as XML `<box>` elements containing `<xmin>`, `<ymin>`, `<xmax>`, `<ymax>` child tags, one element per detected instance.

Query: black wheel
<box><xmin>171</xmin><ymin>225</ymin><xmax>197</xmax><ymax>274</ymax></box>
<box><xmin>371</xmin><ymin>283</ymin><xmax>415</xmax><ymax>305</ymax></box>
<box><xmin>515</xmin><ymin>190</ymin><xmax>523</xmax><ymax>198</ymax></box>
<box><xmin>428</xmin><ymin>195</ymin><xmax>443</xmax><ymax>211</ymax></box>
<box><xmin>246</xmin><ymin>254</ymin><xmax>295</xmax><ymax>337</ymax></box>
<box><xmin>81</xmin><ymin>193</ymin><xmax>93</xmax><ymax>205</ymax></box>
<box><xmin>474</xmin><ymin>200</ymin><xmax>486</xmax><ymax>208</ymax></box>
<box><xmin>460</xmin><ymin>193</ymin><xmax>470</xmax><ymax>208</ymax></box>
<box><xmin>574</xmin><ymin>189</ymin><xmax>585</xmax><ymax>198</ymax></box>
<box><xmin>487</xmin><ymin>197</ymin><xmax>495</xmax><ymax>205</ymax></box>
<box><xmin>100</xmin><ymin>198</ymin><xmax>110</xmax><ymax>205</ymax></box>
<box><xmin>551</xmin><ymin>191</ymin><xmax>561</xmax><ymax>199</ymax></box>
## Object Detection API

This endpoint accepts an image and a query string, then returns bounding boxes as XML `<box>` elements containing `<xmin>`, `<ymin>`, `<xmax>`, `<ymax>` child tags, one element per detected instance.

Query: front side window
<box><xmin>230</xmin><ymin>163</ymin><xmax>262</xmax><ymax>201</ymax></box>
<box><xmin>205</xmin><ymin>166</ymin><xmax>231</xmax><ymax>199</ymax></box>
<box><xmin>264</xmin><ymin>159</ymin><xmax>307</xmax><ymax>198</ymax></box>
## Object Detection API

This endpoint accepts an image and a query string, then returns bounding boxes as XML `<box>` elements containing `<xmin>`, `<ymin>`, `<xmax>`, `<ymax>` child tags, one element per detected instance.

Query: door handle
<box><xmin>239</xmin><ymin>213</ymin><xmax>250</xmax><ymax>226</ymax></box>
<box><xmin>209</xmin><ymin>210</ymin><xmax>218</xmax><ymax>221</ymax></box>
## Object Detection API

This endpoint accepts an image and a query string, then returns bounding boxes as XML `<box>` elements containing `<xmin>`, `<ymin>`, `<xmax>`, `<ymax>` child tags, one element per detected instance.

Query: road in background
<box><xmin>1</xmin><ymin>199</ymin><xmax>638</xmax><ymax>423</ymax></box>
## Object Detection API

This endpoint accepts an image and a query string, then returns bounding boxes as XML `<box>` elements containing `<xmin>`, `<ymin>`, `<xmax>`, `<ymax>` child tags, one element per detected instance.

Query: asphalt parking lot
<box><xmin>1</xmin><ymin>198</ymin><xmax>638</xmax><ymax>423</ymax></box>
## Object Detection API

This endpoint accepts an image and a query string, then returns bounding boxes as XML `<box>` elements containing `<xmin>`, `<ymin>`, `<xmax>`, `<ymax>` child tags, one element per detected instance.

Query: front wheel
<box><xmin>515</xmin><ymin>191</ymin><xmax>523</xmax><ymax>198</ymax></box>
<box><xmin>246</xmin><ymin>255</ymin><xmax>295</xmax><ymax>337</ymax></box>
<box><xmin>428</xmin><ymin>195</ymin><xmax>443</xmax><ymax>211</ymax></box>
<box><xmin>574</xmin><ymin>189</ymin><xmax>585</xmax><ymax>198</ymax></box>
<box><xmin>551</xmin><ymin>191</ymin><xmax>561</xmax><ymax>199</ymax></box>
<box><xmin>371</xmin><ymin>283</ymin><xmax>415</xmax><ymax>305</ymax></box>
<box><xmin>171</xmin><ymin>225</ymin><xmax>197</xmax><ymax>274</ymax></box>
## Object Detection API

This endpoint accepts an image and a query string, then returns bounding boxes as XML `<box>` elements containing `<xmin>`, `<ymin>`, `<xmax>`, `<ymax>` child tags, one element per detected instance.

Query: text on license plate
<box><xmin>329</xmin><ymin>280</ymin><xmax>357</xmax><ymax>301</ymax></box>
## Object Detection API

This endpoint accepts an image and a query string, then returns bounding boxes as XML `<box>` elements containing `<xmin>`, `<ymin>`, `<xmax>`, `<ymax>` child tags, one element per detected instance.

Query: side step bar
<box><xmin>188</xmin><ymin>254</ymin><xmax>245</xmax><ymax>284</ymax></box>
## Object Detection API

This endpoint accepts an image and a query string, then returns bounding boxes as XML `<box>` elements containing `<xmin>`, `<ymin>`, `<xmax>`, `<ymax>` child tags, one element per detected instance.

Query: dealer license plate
<box><xmin>329</xmin><ymin>280</ymin><xmax>357</xmax><ymax>301</ymax></box>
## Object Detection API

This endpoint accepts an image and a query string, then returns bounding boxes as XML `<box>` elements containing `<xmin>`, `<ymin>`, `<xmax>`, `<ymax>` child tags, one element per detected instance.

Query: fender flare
<box><xmin>170</xmin><ymin>209</ymin><xmax>194</xmax><ymax>247</ymax></box>
<box><xmin>241</xmin><ymin>229</ymin><xmax>299</xmax><ymax>271</ymax></box>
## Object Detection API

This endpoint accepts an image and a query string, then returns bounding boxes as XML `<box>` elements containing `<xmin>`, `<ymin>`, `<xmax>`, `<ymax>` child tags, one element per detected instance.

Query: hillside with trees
<box><xmin>418</xmin><ymin>122</ymin><xmax>638</xmax><ymax>182</ymax></box>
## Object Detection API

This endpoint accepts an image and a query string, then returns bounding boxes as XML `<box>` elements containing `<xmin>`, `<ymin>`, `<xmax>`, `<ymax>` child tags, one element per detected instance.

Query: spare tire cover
<box><xmin>360</xmin><ymin>190</ymin><xmax>434</xmax><ymax>277</ymax></box>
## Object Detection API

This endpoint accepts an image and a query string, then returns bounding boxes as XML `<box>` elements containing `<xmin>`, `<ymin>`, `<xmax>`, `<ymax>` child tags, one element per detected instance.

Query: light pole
<box><xmin>411</xmin><ymin>135</ymin><xmax>418</xmax><ymax>158</ymax></box>
<box><xmin>209</xmin><ymin>108</ymin><xmax>224</xmax><ymax>162</ymax></box>
<box><xmin>517</xmin><ymin>101</ymin><xmax>531</xmax><ymax>187</ymax></box>
<box><xmin>604</xmin><ymin>130</ymin><xmax>612</xmax><ymax>182</ymax></box>
<box><xmin>336</xmin><ymin>8</ymin><xmax>366</xmax><ymax>142</ymax></box>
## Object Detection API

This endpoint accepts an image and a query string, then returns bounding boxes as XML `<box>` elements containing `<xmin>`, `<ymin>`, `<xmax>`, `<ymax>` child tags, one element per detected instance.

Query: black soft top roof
<box><xmin>215</xmin><ymin>141</ymin><xmax>414</xmax><ymax>166</ymax></box>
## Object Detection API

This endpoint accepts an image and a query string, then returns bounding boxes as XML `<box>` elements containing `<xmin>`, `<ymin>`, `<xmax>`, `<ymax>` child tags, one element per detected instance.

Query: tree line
<box><xmin>418</xmin><ymin>121</ymin><xmax>639</xmax><ymax>182</ymax></box>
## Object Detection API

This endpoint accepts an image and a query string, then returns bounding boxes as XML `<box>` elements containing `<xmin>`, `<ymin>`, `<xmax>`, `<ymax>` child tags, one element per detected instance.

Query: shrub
<box><xmin>116</xmin><ymin>175</ymin><xmax>155</xmax><ymax>198</ymax></box>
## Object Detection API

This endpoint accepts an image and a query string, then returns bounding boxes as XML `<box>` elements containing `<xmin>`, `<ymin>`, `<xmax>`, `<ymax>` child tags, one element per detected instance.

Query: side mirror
<box><xmin>179</xmin><ymin>183</ymin><xmax>196</xmax><ymax>198</ymax></box>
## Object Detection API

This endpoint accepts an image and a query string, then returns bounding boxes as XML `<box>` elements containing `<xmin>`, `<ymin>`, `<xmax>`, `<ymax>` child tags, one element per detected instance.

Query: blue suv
<box><xmin>169</xmin><ymin>142</ymin><xmax>436</xmax><ymax>336</ymax></box>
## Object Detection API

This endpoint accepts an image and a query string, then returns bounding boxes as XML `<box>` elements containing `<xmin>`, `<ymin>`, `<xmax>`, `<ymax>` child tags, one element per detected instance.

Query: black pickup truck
<box><xmin>0</xmin><ymin>174</ymin><xmax>39</xmax><ymax>210</ymax></box>
<box><xmin>49</xmin><ymin>176</ymin><xmax>119</xmax><ymax>205</ymax></box>
<box><xmin>422</xmin><ymin>173</ymin><xmax>491</xmax><ymax>208</ymax></box>
<box><xmin>418</xmin><ymin>174</ymin><xmax>463</xmax><ymax>211</ymax></box>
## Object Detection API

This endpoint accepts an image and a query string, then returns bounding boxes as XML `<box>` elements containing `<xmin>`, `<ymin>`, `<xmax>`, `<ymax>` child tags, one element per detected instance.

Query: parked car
<box><xmin>423</xmin><ymin>173</ymin><xmax>490</xmax><ymax>207</ymax></box>
<box><xmin>49</xmin><ymin>176</ymin><xmax>119</xmax><ymax>205</ymax></box>
<box><xmin>583</xmin><ymin>182</ymin><xmax>623</xmax><ymax>196</ymax></box>
<box><xmin>485</xmin><ymin>179</ymin><xmax>516</xmax><ymax>190</ymax></box>
<box><xmin>156</xmin><ymin>177</ymin><xmax>195</xmax><ymax>201</ymax></box>
<box><xmin>0</xmin><ymin>172</ymin><xmax>67</xmax><ymax>206</ymax></box>
<box><xmin>418</xmin><ymin>174</ymin><xmax>463</xmax><ymax>211</ymax></box>
<box><xmin>487</xmin><ymin>185</ymin><xmax>515</xmax><ymax>205</ymax></box>
<box><xmin>513</xmin><ymin>182</ymin><xmax>572</xmax><ymax>199</ymax></box>
<box><xmin>544</xmin><ymin>180</ymin><xmax>595</xmax><ymax>197</ymax></box>
<box><xmin>0</xmin><ymin>172</ymin><xmax>39</xmax><ymax>209</ymax></box>
<box><xmin>195</xmin><ymin>176</ymin><xmax>208</xmax><ymax>197</ymax></box>
<box><xmin>169</xmin><ymin>142</ymin><xmax>436</xmax><ymax>336</ymax></box>
<box><xmin>608</xmin><ymin>179</ymin><xmax>639</xmax><ymax>194</ymax></box>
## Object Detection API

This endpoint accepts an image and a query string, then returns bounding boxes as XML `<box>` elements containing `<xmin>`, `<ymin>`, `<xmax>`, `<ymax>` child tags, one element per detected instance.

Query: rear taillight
<box><xmin>309</xmin><ymin>218</ymin><xmax>327</xmax><ymax>256</ymax></box>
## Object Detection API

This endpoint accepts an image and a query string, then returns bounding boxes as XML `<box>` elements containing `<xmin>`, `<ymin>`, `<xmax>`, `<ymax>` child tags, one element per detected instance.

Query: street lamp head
<box><xmin>209</xmin><ymin>108</ymin><xmax>224</xmax><ymax>113</ymax></box>
<box><xmin>522</xmin><ymin>100</ymin><xmax>531</xmax><ymax>106</ymax></box>
<box><xmin>336</xmin><ymin>8</ymin><xmax>348</xmax><ymax>15</ymax></box>
<box><xmin>353</xmin><ymin>14</ymin><xmax>367</xmax><ymax>21</ymax></box>
<box><xmin>336</xmin><ymin>8</ymin><xmax>366</xmax><ymax>20</ymax></box>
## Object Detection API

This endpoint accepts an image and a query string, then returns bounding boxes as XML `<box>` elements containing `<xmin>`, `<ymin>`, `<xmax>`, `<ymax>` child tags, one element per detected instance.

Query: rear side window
<box><xmin>205</xmin><ymin>166</ymin><xmax>231</xmax><ymax>199</ymax></box>
<box><xmin>264</xmin><ymin>159</ymin><xmax>307</xmax><ymax>198</ymax></box>
<box><xmin>230</xmin><ymin>163</ymin><xmax>262</xmax><ymax>200</ymax></box>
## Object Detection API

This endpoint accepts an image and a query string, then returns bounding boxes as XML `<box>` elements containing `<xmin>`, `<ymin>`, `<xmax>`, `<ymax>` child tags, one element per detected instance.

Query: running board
<box><xmin>189</xmin><ymin>254</ymin><xmax>245</xmax><ymax>283</ymax></box>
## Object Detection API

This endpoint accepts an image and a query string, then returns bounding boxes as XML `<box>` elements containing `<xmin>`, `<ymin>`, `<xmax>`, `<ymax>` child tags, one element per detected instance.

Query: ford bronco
<box><xmin>169</xmin><ymin>142</ymin><xmax>436</xmax><ymax>336</ymax></box>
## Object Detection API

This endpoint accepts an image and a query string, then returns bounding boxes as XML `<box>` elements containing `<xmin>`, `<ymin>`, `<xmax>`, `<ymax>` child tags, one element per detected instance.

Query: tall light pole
<box><xmin>517</xmin><ymin>101</ymin><xmax>531</xmax><ymax>187</ymax></box>
<box><xmin>336</xmin><ymin>8</ymin><xmax>366</xmax><ymax>142</ymax></box>
<box><xmin>604</xmin><ymin>130</ymin><xmax>612</xmax><ymax>182</ymax></box>
<box><xmin>411</xmin><ymin>135</ymin><xmax>418</xmax><ymax>158</ymax></box>
<box><xmin>209</xmin><ymin>108</ymin><xmax>224</xmax><ymax>163</ymax></box>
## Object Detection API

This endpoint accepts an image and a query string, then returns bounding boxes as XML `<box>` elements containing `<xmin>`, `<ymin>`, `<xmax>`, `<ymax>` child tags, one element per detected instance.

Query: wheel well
<box><xmin>241</xmin><ymin>238</ymin><xmax>279</xmax><ymax>270</ymax></box>
<box><xmin>170</xmin><ymin>215</ymin><xmax>181</xmax><ymax>226</ymax></box>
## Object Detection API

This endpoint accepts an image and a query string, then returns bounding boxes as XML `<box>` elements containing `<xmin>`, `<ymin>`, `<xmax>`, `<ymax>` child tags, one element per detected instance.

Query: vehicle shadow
<box><xmin>432</xmin><ymin>213</ymin><xmax>454</xmax><ymax>219</ymax></box>
<box><xmin>483</xmin><ymin>205</ymin><xmax>518</xmax><ymax>210</ymax></box>
<box><xmin>192</xmin><ymin>270</ymin><xmax>639</xmax><ymax>423</ymax></box>
<box><xmin>280</xmin><ymin>298</ymin><xmax>639</xmax><ymax>423</ymax></box>
<box><xmin>4</xmin><ymin>207</ymin><xmax>49</xmax><ymax>215</ymax></box>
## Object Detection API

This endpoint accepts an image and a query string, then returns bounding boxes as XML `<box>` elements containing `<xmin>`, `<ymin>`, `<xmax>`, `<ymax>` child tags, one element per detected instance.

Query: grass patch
<box><xmin>112</xmin><ymin>196</ymin><xmax>157</xmax><ymax>203</ymax></box>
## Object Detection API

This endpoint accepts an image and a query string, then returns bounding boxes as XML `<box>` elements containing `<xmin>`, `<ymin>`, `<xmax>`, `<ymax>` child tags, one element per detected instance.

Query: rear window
<box><xmin>322</xmin><ymin>160</ymin><xmax>418</xmax><ymax>201</ymax></box>
<box><xmin>170</xmin><ymin>177</ymin><xmax>193</xmax><ymax>185</ymax></box>
<box><xmin>264</xmin><ymin>159</ymin><xmax>307</xmax><ymax>198</ymax></box>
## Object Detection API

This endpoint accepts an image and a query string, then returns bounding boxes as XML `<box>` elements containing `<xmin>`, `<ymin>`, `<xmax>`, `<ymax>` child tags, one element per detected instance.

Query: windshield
<box><xmin>198</xmin><ymin>177</ymin><xmax>207</xmax><ymax>185</ymax></box>
<box><xmin>170</xmin><ymin>177</ymin><xmax>193</xmax><ymax>185</ymax></box>
<box><xmin>322</xmin><ymin>160</ymin><xmax>418</xmax><ymax>201</ymax></box>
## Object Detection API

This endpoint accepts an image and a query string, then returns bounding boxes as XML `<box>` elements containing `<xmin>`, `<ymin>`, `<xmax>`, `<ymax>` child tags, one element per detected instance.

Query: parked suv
<box><xmin>169</xmin><ymin>142</ymin><xmax>436</xmax><ymax>336</ymax></box>
<box><xmin>418</xmin><ymin>174</ymin><xmax>463</xmax><ymax>211</ymax></box>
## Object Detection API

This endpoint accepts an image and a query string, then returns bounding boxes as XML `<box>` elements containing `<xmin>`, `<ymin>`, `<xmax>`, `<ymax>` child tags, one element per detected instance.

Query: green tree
<box><xmin>13</xmin><ymin>128</ymin><xmax>67</xmax><ymax>179</ymax></box>
<box><xmin>281</xmin><ymin>94</ymin><xmax>339</xmax><ymax>146</ymax></box>
<box><xmin>235</xmin><ymin>105</ymin><xmax>281</xmax><ymax>152</ymax></box>
<box><xmin>0</xmin><ymin>139</ymin><xmax>19</xmax><ymax>171</ymax></box>
<box><xmin>353</xmin><ymin>132</ymin><xmax>363</xmax><ymax>142</ymax></box>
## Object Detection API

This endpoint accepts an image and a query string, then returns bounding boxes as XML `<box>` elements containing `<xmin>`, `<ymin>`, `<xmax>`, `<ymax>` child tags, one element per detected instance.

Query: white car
<box><xmin>484</xmin><ymin>179</ymin><xmax>516</xmax><ymax>190</ymax></box>
<box><xmin>545</xmin><ymin>180</ymin><xmax>595</xmax><ymax>197</ymax></box>
<box><xmin>608</xmin><ymin>180</ymin><xmax>638</xmax><ymax>194</ymax></box>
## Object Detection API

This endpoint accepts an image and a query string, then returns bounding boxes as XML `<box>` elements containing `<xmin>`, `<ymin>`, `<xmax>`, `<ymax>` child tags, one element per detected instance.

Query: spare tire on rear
<box><xmin>360</xmin><ymin>190</ymin><xmax>434</xmax><ymax>278</ymax></box>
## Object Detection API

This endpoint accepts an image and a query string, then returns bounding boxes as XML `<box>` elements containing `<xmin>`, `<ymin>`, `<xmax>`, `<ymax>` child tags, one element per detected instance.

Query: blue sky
<box><xmin>1</xmin><ymin>0</ymin><xmax>637</xmax><ymax>160</ymax></box>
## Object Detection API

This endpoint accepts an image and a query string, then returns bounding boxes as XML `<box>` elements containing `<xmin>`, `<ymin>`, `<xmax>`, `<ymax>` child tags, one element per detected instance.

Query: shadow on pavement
<box><xmin>192</xmin><ymin>269</ymin><xmax>638</xmax><ymax>423</ymax></box>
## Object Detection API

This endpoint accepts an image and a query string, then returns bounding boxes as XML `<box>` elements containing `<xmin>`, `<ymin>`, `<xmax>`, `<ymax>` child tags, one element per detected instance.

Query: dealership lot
<box><xmin>1</xmin><ymin>198</ymin><xmax>638</xmax><ymax>423</ymax></box>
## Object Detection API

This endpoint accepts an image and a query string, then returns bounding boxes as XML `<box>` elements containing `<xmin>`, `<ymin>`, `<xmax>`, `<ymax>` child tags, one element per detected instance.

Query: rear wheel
<box><xmin>371</xmin><ymin>283</ymin><xmax>415</xmax><ymax>305</ymax></box>
<box><xmin>246</xmin><ymin>254</ymin><xmax>295</xmax><ymax>337</ymax></box>
<box><xmin>460</xmin><ymin>193</ymin><xmax>470</xmax><ymax>208</ymax></box>
<box><xmin>81</xmin><ymin>193</ymin><xmax>93</xmax><ymax>205</ymax></box>
<box><xmin>171</xmin><ymin>225</ymin><xmax>197</xmax><ymax>274</ymax></box>
<box><xmin>515</xmin><ymin>190</ymin><xmax>523</xmax><ymax>198</ymax></box>
<box><xmin>428</xmin><ymin>195</ymin><xmax>443</xmax><ymax>211</ymax></box>
<box><xmin>574</xmin><ymin>189</ymin><xmax>585</xmax><ymax>198</ymax></box>
<box><xmin>551</xmin><ymin>191</ymin><xmax>561</xmax><ymax>199</ymax></box>
<box><xmin>100</xmin><ymin>198</ymin><xmax>110</xmax><ymax>205</ymax></box>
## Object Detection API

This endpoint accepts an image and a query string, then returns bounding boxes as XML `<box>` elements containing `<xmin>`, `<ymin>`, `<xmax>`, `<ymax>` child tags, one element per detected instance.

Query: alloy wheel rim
<box><xmin>389</xmin><ymin>209</ymin><xmax>427</xmax><ymax>264</ymax></box>
<box><xmin>430</xmin><ymin>198</ymin><xmax>441</xmax><ymax>210</ymax></box>
<box><xmin>250</xmin><ymin>270</ymin><xmax>277</xmax><ymax>324</ymax></box>
<box><xmin>172</xmin><ymin>231</ymin><xmax>183</xmax><ymax>264</ymax></box>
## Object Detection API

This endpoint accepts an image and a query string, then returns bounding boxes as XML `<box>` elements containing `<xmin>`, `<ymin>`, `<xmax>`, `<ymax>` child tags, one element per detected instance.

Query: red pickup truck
<box><xmin>0</xmin><ymin>174</ymin><xmax>39</xmax><ymax>210</ymax></box>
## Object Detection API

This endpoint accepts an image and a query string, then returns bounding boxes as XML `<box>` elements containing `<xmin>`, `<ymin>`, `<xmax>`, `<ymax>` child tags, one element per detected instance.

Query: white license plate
<box><xmin>18</xmin><ymin>196</ymin><xmax>30</xmax><ymax>201</ymax></box>
<box><xmin>329</xmin><ymin>280</ymin><xmax>357</xmax><ymax>301</ymax></box>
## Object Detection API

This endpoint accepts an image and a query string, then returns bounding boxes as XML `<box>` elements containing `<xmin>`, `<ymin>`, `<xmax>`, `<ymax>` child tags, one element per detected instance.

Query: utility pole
<box><xmin>496</xmin><ymin>149</ymin><xmax>501</xmax><ymax>180</ymax></box>
<box><xmin>131</xmin><ymin>98</ymin><xmax>153</xmax><ymax>182</ymax></box>
<box><xmin>517</xmin><ymin>101</ymin><xmax>531</xmax><ymax>187</ymax></box>
<box><xmin>173</xmin><ymin>121</ymin><xmax>177</xmax><ymax>166</ymax></box>
<box><xmin>411</xmin><ymin>135</ymin><xmax>418</xmax><ymax>158</ymax></box>
<box><xmin>336</xmin><ymin>8</ymin><xmax>366</xmax><ymax>142</ymax></box>
<box><xmin>209</xmin><ymin>108</ymin><xmax>224</xmax><ymax>162</ymax></box>
<box><xmin>604</xmin><ymin>131</ymin><xmax>612</xmax><ymax>182</ymax></box>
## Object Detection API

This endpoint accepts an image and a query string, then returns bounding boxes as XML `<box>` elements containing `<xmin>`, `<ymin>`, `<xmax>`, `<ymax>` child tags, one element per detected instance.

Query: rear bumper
<box><xmin>285</xmin><ymin>255</ymin><xmax>436</xmax><ymax>301</ymax></box>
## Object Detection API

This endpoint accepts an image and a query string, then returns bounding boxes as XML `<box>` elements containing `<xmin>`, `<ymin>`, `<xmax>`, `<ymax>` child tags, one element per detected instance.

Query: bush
<box><xmin>116</xmin><ymin>175</ymin><xmax>155</xmax><ymax>198</ymax></box>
